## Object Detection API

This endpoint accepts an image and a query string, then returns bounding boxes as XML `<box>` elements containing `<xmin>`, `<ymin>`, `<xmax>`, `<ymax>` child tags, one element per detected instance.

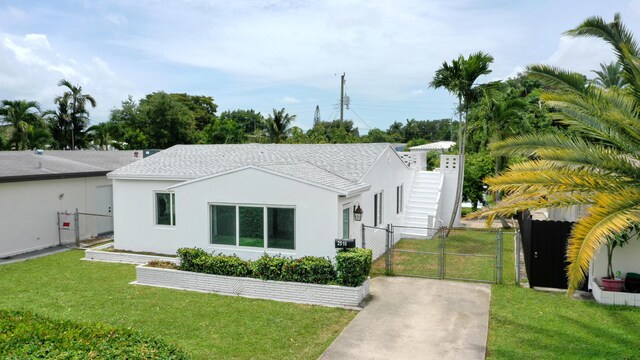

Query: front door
<box><xmin>96</xmin><ymin>185</ymin><xmax>113</xmax><ymax>235</ymax></box>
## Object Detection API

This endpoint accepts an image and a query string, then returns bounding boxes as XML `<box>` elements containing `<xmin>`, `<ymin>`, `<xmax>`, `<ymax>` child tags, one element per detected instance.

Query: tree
<box><xmin>592</xmin><ymin>61</ymin><xmax>627</xmax><ymax>89</ymax></box>
<box><xmin>313</xmin><ymin>105</ymin><xmax>321</xmax><ymax>126</ymax></box>
<box><xmin>55</xmin><ymin>79</ymin><xmax>96</xmax><ymax>149</ymax></box>
<box><xmin>137</xmin><ymin>92</ymin><xmax>198</xmax><ymax>148</ymax></box>
<box><xmin>266</xmin><ymin>108</ymin><xmax>296</xmax><ymax>143</ymax></box>
<box><xmin>86</xmin><ymin>122</ymin><xmax>120</xmax><ymax>150</ymax></box>
<box><xmin>169</xmin><ymin>93</ymin><xmax>218</xmax><ymax>131</ymax></box>
<box><xmin>108</xmin><ymin>96</ymin><xmax>147</xmax><ymax>149</ymax></box>
<box><xmin>429</xmin><ymin>51</ymin><xmax>494</xmax><ymax>230</ymax></box>
<box><xmin>0</xmin><ymin>100</ymin><xmax>48</xmax><ymax>150</ymax></box>
<box><xmin>201</xmin><ymin>118</ymin><xmax>244</xmax><ymax>144</ymax></box>
<box><xmin>219</xmin><ymin>109</ymin><xmax>264</xmax><ymax>134</ymax></box>
<box><xmin>472</xmin><ymin>13</ymin><xmax>640</xmax><ymax>292</ymax></box>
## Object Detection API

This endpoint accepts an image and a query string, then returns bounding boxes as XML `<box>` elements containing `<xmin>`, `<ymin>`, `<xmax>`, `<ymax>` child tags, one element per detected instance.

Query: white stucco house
<box><xmin>0</xmin><ymin>150</ymin><xmax>140</xmax><ymax>258</ymax></box>
<box><xmin>108</xmin><ymin>144</ymin><xmax>460</xmax><ymax>260</ymax></box>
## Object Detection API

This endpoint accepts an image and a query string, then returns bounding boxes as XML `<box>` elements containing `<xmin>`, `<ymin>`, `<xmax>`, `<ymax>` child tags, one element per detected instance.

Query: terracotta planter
<box><xmin>601</xmin><ymin>278</ymin><xmax>625</xmax><ymax>292</ymax></box>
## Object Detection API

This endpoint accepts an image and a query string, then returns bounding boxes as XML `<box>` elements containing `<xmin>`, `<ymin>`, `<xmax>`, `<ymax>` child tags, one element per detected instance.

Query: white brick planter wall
<box><xmin>592</xmin><ymin>279</ymin><xmax>640</xmax><ymax>306</ymax></box>
<box><xmin>134</xmin><ymin>265</ymin><xmax>370</xmax><ymax>308</ymax></box>
<box><xmin>84</xmin><ymin>247</ymin><xmax>178</xmax><ymax>265</ymax></box>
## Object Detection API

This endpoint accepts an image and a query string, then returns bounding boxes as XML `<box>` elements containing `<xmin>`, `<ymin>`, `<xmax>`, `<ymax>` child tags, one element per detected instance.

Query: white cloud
<box><xmin>24</xmin><ymin>34</ymin><xmax>51</xmax><ymax>49</ymax></box>
<box><xmin>410</xmin><ymin>89</ymin><xmax>425</xmax><ymax>96</ymax></box>
<box><xmin>0</xmin><ymin>32</ymin><xmax>133</xmax><ymax>122</ymax></box>
<box><xmin>279</xmin><ymin>96</ymin><xmax>300</xmax><ymax>104</ymax></box>
<box><xmin>105</xmin><ymin>13</ymin><xmax>127</xmax><ymax>26</ymax></box>
<box><xmin>545</xmin><ymin>36</ymin><xmax>615</xmax><ymax>76</ymax></box>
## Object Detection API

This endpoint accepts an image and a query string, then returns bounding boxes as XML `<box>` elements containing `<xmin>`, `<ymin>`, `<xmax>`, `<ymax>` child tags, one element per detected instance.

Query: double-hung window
<box><xmin>155</xmin><ymin>192</ymin><xmax>176</xmax><ymax>226</ymax></box>
<box><xmin>211</xmin><ymin>204</ymin><xmax>295</xmax><ymax>250</ymax></box>
<box><xmin>373</xmin><ymin>191</ymin><xmax>383</xmax><ymax>227</ymax></box>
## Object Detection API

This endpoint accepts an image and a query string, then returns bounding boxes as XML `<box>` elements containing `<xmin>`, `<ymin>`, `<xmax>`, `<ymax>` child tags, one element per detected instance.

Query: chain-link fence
<box><xmin>57</xmin><ymin>209</ymin><xmax>113</xmax><ymax>248</ymax></box>
<box><xmin>364</xmin><ymin>224</ymin><xmax>511</xmax><ymax>284</ymax></box>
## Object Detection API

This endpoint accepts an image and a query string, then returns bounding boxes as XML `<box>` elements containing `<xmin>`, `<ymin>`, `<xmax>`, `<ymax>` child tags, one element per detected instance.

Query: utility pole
<box><xmin>340</xmin><ymin>72</ymin><xmax>345</xmax><ymax>122</ymax></box>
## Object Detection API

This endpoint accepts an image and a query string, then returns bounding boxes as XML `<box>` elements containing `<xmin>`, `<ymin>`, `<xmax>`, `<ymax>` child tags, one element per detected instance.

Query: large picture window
<box><xmin>155</xmin><ymin>192</ymin><xmax>176</xmax><ymax>226</ymax></box>
<box><xmin>210</xmin><ymin>204</ymin><xmax>295</xmax><ymax>250</ymax></box>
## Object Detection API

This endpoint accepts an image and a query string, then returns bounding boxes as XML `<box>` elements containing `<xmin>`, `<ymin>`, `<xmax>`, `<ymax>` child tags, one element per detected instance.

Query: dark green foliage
<box><xmin>176</xmin><ymin>248</ymin><xmax>208</xmax><ymax>271</ymax></box>
<box><xmin>252</xmin><ymin>253</ymin><xmax>290</xmax><ymax>281</ymax></box>
<box><xmin>176</xmin><ymin>248</ymin><xmax>368</xmax><ymax>287</ymax></box>
<box><xmin>463</xmin><ymin>151</ymin><xmax>494</xmax><ymax>210</ymax></box>
<box><xmin>177</xmin><ymin>248</ymin><xmax>252</xmax><ymax>277</ymax></box>
<box><xmin>335</xmin><ymin>248</ymin><xmax>373</xmax><ymax>287</ymax></box>
<box><xmin>0</xmin><ymin>309</ymin><xmax>189</xmax><ymax>359</ymax></box>
<box><xmin>282</xmin><ymin>256</ymin><xmax>336</xmax><ymax>284</ymax></box>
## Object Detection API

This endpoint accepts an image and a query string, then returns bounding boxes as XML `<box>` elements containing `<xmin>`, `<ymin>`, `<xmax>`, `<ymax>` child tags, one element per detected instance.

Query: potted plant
<box><xmin>600</xmin><ymin>230</ymin><xmax>631</xmax><ymax>292</ymax></box>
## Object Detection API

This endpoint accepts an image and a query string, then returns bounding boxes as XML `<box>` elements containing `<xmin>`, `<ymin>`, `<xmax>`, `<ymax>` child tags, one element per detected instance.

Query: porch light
<box><xmin>353</xmin><ymin>204</ymin><xmax>363</xmax><ymax>221</ymax></box>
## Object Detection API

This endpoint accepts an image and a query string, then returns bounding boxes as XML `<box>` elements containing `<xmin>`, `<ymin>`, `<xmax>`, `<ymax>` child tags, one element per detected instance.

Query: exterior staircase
<box><xmin>400</xmin><ymin>171</ymin><xmax>443</xmax><ymax>239</ymax></box>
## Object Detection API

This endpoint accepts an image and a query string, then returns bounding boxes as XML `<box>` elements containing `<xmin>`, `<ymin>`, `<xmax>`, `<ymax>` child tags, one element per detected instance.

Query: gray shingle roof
<box><xmin>0</xmin><ymin>150</ymin><xmax>141</xmax><ymax>180</ymax></box>
<box><xmin>109</xmin><ymin>144</ymin><xmax>393</xmax><ymax>194</ymax></box>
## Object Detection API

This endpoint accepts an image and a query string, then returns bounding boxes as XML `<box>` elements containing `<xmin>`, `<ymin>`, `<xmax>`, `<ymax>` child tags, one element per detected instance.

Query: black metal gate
<box><xmin>518</xmin><ymin>211</ymin><xmax>577</xmax><ymax>289</ymax></box>
<box><xmin>363</xmin><ymin>224</ymin><xmax>505</xmax><ymax>284</ymax></box>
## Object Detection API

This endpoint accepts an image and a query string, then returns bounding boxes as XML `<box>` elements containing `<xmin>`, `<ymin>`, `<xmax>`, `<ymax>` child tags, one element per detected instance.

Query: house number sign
<box><xmin>335</xmin><ymin>239</ymin><xmax>356</xmax><ymax>249</ymax></box>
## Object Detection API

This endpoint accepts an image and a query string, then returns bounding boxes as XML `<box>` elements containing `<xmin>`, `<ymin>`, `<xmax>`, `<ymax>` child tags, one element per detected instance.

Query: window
<box><xmin>396</xmin><ymin>184</ymin><xmax>404</xmax><ymax>214</ymax></box>
<box><xmin>211</xmin><ymin>205</ymin><xmax>236</xmax><ymax>245</ymax></box>
<box><xmin>155</xmin><ymin>192</ymin><xmax>176</xmax><ymax>226</ymax></box>
<box><xmin>210</xmin><ymin>204</ymin><xmax>295</xmax><ymax>250</ymax></box>
<box><xmin>374</xmin><ymin>191</ymin><xmax>383</xmax><ymax>227</ymax></box>
<box><xmin>268</xmin><ymin>208</ymin><xmax>295</xmax><ymax>249</ymax></box>
<box><xmin>239</xmin><ymin>206</ymin><xmax>264</xmax><ymax>247</ymax></box>
<box><xmin>342</xmin><ymin>207</ymin><xmax>350</xmax><ymax>239</ymax></box>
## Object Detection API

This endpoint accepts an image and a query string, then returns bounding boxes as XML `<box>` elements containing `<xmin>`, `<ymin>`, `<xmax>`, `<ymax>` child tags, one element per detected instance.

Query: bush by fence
<box><xmin>336</xmin><ymin>248</ymin><xmax>373</xmax><ymax>287</ymax></box>
<box><xmin>176</xmin><ymin>248</ymin><xmax>370</xmax><ymax>287</ymax></box>
<box><xmin>0</xmin><ymin>309</ymin><xmax>189</xmax><ymax>359</ymax></box>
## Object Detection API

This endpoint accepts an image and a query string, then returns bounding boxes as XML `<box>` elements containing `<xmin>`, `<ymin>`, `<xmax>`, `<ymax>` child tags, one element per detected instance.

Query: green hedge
<box><xmin>176</xmin><ymin>248</ymin><xmax>370</xmax><ymax>287</ymax></box>
<box><xmin>335</xmin><ymin>248</ymin><xmax>373</xmax><ymax>287</ymax></box>
<box><xmin>0</xmin><ymin>309</ymin><xmax>189</xmax><ymax>359</ymax></box>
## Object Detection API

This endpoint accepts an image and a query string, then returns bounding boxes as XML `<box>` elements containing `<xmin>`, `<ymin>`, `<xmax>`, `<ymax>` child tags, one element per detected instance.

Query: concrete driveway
<box><xmin>320</xmin><ymin>277</ymin><xmax>491</xmax><ymax>360</ymax></box>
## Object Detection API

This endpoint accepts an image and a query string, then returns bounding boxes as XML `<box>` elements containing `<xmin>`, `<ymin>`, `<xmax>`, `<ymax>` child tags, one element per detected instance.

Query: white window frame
<box><xmin>209</xmin><ymin>203</ymin><xmax>296</xmax><ymax>250</ymax></box>
<box><xmin>154</xmin><ymin>191</ymin><xmax>176</xmax><ymax>227</ymax></box>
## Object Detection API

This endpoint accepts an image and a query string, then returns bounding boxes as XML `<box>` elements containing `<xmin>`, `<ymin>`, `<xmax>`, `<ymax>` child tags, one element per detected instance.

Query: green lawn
<box><xmin>488</xmin><ymin>285</ymin><xmax>640</xmax><ymax>359</ymax></box>
<box><xmin>0</xmin><ymin>251</ymin><xmax>355</xmax><ymax>359</ymax></box>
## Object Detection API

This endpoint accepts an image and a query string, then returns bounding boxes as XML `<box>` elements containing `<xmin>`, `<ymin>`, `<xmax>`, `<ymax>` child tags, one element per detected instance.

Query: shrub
<box><xmin>282</xmin><ymin>256</ymin><xmax>336</xmax><ymax>284</ymax></box>
<box><xmin>252</xmin><ymin>253</ymin><xmax>290</xmax><ymax>281</ymax></box>
<box><xmin>0</xmin><ymin>310</ymin><xmax>189</xmax><ymax>359</ymax></box>
<box><xmin>147</xmin><ymin>260</ymin><xmax>178</xmax><ymax>269</ymax></box>
<box><xmin>177</xmin><ymin>248</ymin><xmax>208</xmax><ymax>272</ymax></box>
<box><xmin>335</xmin><ymin>248</ymin><xmax>373</xmax><ymax>287</ymax></box>
<box><xmin>198</xmin><ymin>254</ymin><xmax>253</xmax><ymax>277</ymax></box>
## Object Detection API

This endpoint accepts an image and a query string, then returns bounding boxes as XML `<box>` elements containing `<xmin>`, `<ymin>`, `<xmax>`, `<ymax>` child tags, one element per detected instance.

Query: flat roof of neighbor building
<box><xmin>0</xmin><ymin>150</ymin><xmax>141</xmax><ymax>183</ymax></box>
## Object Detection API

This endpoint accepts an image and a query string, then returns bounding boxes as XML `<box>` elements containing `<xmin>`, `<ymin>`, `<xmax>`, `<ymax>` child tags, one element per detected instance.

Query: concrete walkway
<box><xmin>0</xmin><ymin>245</ymin><xmax>70</xmax><ymax>265</ymax></box>
<box><xmin>320</xmin><ymin>277</ymin><xmax>491</xmax><ymax>360</ymax></box>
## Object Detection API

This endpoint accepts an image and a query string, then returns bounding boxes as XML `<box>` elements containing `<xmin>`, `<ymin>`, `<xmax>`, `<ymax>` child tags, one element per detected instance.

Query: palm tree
<box><xmin>429</xmin><ymin>51</ymin><xmax>494</xmax><ymax>230</ymax></box>
<box><xmin>86</xmin><ymin>122</ymin><xmax>118</xmax><ymax>150</ymax></box>
<box><xmin>471</xmin><ymin>13</ymin><xmax>640</xmax><ymax>292</ymax></box>
<box><xmin>55</xmin><ymin>79</ymin><xmax>97</xmax><ymax>149</ymax></box>
<box><xmin>266</xmin><ymin>108</ymin><xmax>296</xmax><ymax>143</ymax></box>
<box><xmin>592</xmin><ymin>61</ymin><xmax>627</xmax><ymax>89</ymax></box>
<box><xmin>0</xmin><ymin>100</ymin><xmax>46</xmax><ymax>150</ymax></box>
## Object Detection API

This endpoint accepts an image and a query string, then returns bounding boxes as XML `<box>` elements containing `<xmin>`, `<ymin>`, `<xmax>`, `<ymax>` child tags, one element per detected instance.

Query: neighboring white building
<box><xmin>0</xmin><ymin>150</ymin><xmax>140</xmax><ymax>258</ymax></box>
<box><xmin>108</xmin><ymin>144</ymin><xmax>460</xmax><ymax>259</ymax></box>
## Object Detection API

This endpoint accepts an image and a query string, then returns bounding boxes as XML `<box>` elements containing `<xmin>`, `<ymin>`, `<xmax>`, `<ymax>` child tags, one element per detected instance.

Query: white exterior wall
<box><xmin>175</xmin><ymin>168</ymin><xmax>340</xmax><ymax>259</ymax></box>
<box><xmin>0</xmin><ymin>176</ymin><xmax>111</xmax><ymax>258</ymax></box>
<box><xmin>359</xmin><ymin>147</ymin><xmax>416</xmax><ymax>232</ymax></box>
<box><xmin>112</xmin><ymin>179</ymin><xmax>182</xmax><ymax>255</ymax></box>
<box><xmin>590</xmin><ymin>237</ymin><xmax>640</xmax><ymax>286</ymax></box>
<box><xmin>437</xmin><ymin>155</ymin><xmax>461</xmax><ymax>227</ymax></box>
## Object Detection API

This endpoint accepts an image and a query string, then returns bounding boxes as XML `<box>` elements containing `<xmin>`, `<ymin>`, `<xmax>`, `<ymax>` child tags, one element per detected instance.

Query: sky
<box><xmin>0</xmin><ymin>0</ymin><xmax>637</xmax><ymax>131</ymax></box>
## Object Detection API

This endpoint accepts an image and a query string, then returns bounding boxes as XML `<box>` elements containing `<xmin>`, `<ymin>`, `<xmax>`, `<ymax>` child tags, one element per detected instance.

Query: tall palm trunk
<box><xmin>446</xmin><ymin>96</ymin><xmax>465</xmax><ymax>234</ymax></box>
